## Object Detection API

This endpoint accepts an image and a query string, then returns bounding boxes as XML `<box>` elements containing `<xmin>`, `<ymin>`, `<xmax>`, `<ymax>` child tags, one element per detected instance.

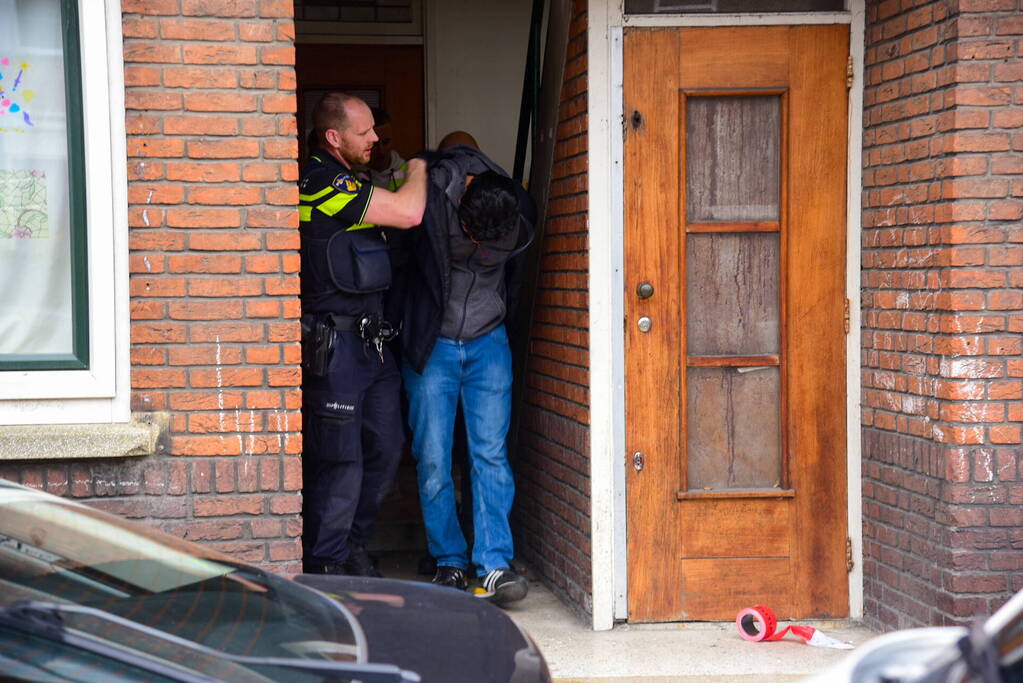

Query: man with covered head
<box><xmin>298</xmin><ymin>92</ymin><xmax>427</xmax><ymax>577</ymax></box>
<box><xmin>395</xmin><ymin>132</ymin><xmax>536</xmax><ymax>604</ymax></box>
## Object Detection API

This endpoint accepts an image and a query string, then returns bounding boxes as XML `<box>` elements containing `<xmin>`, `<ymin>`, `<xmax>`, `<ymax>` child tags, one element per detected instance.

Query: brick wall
<box><xmin>862</xmin><ymin>0</ymin><xmax>1023</xmax><ymax>630</ymax></box>
<box><xmin>514</xmin><ymin>0</ymin><xmax>592</xmax><ymax>618</ymax></box>
<box><xmin>0</xmin><ymin>1</ymin><xmax>302</xmax><ymax>573</ymax></box>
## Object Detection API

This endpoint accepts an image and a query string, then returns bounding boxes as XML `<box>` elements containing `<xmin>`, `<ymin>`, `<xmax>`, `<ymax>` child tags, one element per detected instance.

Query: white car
<box><xmin>805</xmin><ymin>589</ymin><xmax>1023</xmax><ymax>682</ymax></box>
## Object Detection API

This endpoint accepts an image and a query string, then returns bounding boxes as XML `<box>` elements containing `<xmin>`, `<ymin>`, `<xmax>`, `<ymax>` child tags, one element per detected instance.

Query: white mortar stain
<box><xmin>902</xmin><ymin>395</ymin><xmax>926</xmax><ymax>414</ymax></box>
<box><xmin>215</xmin><ymin>337</ymin><xmax>225</xmax><ymax>431</ymax></box>
<box><xmin>957</xmin><ymin>402</ymin><xmax>987</xmax><ymax>423</ymax></box>
<box><xmin>976</xmin><ymin>455</ymin><xmax>994</xmax><ymax>482</ymax></box>
<box><xmin>941</xmin><ymin>357</ymin><xmax>995</xmax><ymax>379</ymax></box>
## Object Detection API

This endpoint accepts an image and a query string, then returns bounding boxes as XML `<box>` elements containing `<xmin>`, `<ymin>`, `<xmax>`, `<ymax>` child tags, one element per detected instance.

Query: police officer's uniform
<box><xmin>356</xmin><ymin>150</ymin><xmax>409</xmax><ymax>192</ymax></box>
<box><xmin>299</xmin><ymin>148</ymin><xmax>403</xmax><ymax>574</ymax></box>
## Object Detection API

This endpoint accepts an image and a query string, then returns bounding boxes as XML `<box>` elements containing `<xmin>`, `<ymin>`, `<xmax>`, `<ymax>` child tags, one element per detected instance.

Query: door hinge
<box><xmin>843</xmin><ymin>298</ymin><xmax>850</xmax><ymax>335</ymax></box>
<box><xmin>846</xmin><ymin>55</ymin><xmax>854</xmax><ymax>89</ymax></box>
<box><xmin>846</xmin><ymin>537</ymin><xmax>854</xmax><ymax>573</ymax></box>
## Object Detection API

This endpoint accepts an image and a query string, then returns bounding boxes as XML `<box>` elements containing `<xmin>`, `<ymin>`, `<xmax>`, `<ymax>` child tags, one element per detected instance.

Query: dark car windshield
<box><xmin>0</xmin><ymin>482</ymin><xmax>363</xmax><ymax>681</ymax></box>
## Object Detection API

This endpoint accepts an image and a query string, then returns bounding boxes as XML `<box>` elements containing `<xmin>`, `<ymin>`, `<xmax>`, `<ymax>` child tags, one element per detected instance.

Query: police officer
<box><xmin>299</xmin><ymin>92</ymin><xmax>427</xmax><ymax>576</ymax></box>
<box><xmin>357</xmin><ymin>107</ymin><xmax>409</xmax><ymax>192</ymax></box>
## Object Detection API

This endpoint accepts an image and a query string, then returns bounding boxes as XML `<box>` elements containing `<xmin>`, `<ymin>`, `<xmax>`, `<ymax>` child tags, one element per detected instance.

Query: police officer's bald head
<box><xmin>314</xmin><ymin>92</ymin><xmax>369</xmax><ymax>143</ymax></box>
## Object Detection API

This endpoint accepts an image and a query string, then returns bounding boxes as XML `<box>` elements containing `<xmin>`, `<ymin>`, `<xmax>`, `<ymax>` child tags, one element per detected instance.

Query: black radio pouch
<box><xmin>327</xmin><ymin>228</ymin><xmax>392</xmax><ymax>293</ymax></box>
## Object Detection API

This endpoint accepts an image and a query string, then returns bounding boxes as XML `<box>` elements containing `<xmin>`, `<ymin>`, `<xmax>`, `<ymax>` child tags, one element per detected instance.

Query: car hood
<box><xmin>295</xmin><ymin>574</ymin><xmax>550</xmax><ymax>683</ymax></box>
<box><xmin>803</xmin><ymin>626</ymin><xmax>966</xmax><ymax>683</ymax></box>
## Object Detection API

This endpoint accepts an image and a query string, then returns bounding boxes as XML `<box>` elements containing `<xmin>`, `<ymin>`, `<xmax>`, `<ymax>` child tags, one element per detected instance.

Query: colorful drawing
<box><xmin>0</xmin><ymin>57</ymin><xmax>36</xmax><ymax>133</ymax></box>
<box><xmin>0</xmin><ymin>170</ymin><xmax>48</xmax><ymax>239</ymax></box>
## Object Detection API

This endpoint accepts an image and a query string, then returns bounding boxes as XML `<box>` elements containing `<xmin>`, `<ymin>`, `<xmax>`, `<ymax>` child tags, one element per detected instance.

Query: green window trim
<box><xmin>0</xmin><ymin>0</ymin><xmax>89</xmax><ymax>372</ymax></box>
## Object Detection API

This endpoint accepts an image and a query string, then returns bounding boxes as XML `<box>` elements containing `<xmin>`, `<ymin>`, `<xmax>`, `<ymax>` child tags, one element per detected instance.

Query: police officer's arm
<box><xmin>362</xmin><ymin>157</ymin><xmax>427</xmax><ymax>229</ymax></box>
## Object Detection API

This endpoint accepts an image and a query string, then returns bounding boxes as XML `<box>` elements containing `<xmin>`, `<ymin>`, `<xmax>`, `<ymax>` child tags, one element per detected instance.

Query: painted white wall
<box><xmin>425</xmin><ymin>0</ymin><xmax>534</xmax><ymax>173</ymax></box>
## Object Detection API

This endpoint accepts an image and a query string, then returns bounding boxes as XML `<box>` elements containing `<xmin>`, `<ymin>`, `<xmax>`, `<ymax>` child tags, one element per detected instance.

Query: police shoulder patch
<box><xmin>332</xmin><ymin>173</ymin><xmax>361</xmax><ymax>194</ymax></box>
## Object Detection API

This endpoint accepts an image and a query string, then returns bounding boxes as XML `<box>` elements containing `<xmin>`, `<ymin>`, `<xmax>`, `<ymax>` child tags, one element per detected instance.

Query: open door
<box><xmin>624</xmin><ymin>25</ymin><xmax>850</xmax><ymax>622</ymax></box>
<box><xmin>295</xmin><ymin>44</ymin><xmax>424</xmax><ymax>163</ymax></box>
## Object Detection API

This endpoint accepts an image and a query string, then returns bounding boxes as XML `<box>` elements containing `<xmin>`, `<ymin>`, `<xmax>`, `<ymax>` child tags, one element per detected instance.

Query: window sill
<box><xmin>0</xmin><ymin>414</ymin><xmax>165</xmax><ymax>461</ymax></box>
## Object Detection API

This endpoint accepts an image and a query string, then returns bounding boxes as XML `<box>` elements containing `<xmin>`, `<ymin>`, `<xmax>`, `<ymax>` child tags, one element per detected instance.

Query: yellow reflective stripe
<box><xmin>299</xmin><ymin>185</ymin><xmax>334</xmax><ymax>202</ymax></box>
<box><xmin>316</xmin><ymin>191</ymin><xmax>358</xmax><ymax>217</ymax></box>
<box><xmin>389</xmin><ymin>162</ymin><xmax>409</xmax><ymax>191</ymax></box>
<box><xmin>344</xmin><ymin>185</ymin><xmax>375</xmax><ymax>229</ymax></box>
<box><xmin>299</xmin><ymin>206</ymin><xmax>312</xmax><ymax>222</ymax></box>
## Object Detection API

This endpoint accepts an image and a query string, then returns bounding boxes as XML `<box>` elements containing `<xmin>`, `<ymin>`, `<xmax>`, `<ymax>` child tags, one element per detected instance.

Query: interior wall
<box><xmin>425</xmin><ymin>0</ymin><xmax>534</xmax><ymax>172</ymax></box>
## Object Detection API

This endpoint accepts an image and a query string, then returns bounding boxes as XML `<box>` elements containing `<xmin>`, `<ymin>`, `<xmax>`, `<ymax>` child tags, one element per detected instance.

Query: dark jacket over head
<box><xmin>394</xmin><ymin>145</ymin><xmax>536</xmax><ymax>374</ymax></box>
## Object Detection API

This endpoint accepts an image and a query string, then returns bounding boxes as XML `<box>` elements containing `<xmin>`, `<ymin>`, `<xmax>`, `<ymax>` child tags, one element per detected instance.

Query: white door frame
<box><xmin>587</xmin><ymin>0</ymin><xmax>866</xmax><ymax>630</ymax></box>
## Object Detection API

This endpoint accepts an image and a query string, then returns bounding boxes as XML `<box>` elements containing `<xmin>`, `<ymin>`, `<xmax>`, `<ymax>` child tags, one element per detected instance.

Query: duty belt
<box><xmin>317</xmin><ymin>312</ymin><xmax>399</xmax><ymax>363</ymax></box>
<box><xmin>326</xmin><ymin>314</ymin><xmax>361</xmax><ymax>331</ymax></box>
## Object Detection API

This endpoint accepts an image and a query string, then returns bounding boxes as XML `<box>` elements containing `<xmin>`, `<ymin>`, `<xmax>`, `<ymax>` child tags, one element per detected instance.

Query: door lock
<box><xmin>636</xmin><ymin>281</ymin><xmax>654</xmax><ymax>299</ymax></box>
<box><xmin>633</xmin><ymin>451</ymin><xmax>645</xmax><ymax>472</ymax></box>
<box><xmin>637</xmin><ymin>316</ymin><xmax>652</xmax><ymax>333</ymax></box>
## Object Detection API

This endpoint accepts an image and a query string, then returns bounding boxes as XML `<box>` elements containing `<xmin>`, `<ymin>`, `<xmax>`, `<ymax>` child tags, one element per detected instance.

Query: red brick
<box><xmin>184</xmin><ymin>92</ymin><xmax>258</xmax><ymax>112</ymax></box>
<box><xmin>188</xmin><ymin>186</ymin><xmax>262</xmax><ymax>205</ymax></box>
<box><xmin>166</xmin><ymin>209</ymin><xmax>242</xmax><ymax>228</ymax></box>
<box><xmin>260</xmin><ymin>47</ymin><xmax>295</xmax><ymax>66</ymax></box>
<box><xmin>990</xmin><ymin>425</ymin><xmax>1022</xmax><ymax>444</ymax></box>
<box><xmin>124</xmin><ymin>42</ymin><xmax>181</xmax><ymax>64</ymax></box>
<box><xmin>193</xmin><ymin>495</ymin><xmax>263</xmax><ymax>516</ymax></box>
<box><xmin>188</xmin><ymin>139</ymin><xmax>260</xmax><ymax>159</ymax></box>
<box><xmin>160</xmin><ymin>18</ymin><xmax>236</xmax><ymax>41</ymax></box>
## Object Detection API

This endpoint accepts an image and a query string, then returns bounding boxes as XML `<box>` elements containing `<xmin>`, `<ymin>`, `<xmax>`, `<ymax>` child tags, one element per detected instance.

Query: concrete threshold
<box><xmin>373</xmin><ymin>550</ymin><xmax>876</xmax><ymax>681</ymax></box>
<box><xmin>503</xmin><ymin>575</ymin><xmax>876</xmax><ymax>682</ymax></box>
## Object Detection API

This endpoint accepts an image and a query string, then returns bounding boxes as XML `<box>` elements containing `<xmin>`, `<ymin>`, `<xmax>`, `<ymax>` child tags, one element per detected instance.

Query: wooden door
<box><xmin>295</xmin><ymin>44</ymin><xmax>425</xmax><ymax>164</ymax></box>
<box><xmin>624</xmin><ymin>25</ymin><xmax>849</xmax><ymax>622</ymax></box>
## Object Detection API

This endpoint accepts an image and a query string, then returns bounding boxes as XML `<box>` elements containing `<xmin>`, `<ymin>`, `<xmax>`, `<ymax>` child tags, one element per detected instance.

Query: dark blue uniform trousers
<box><xmin>302</xmin><ymin>330</ymin><xmax>404</xmax><ymax>567</ymax></box>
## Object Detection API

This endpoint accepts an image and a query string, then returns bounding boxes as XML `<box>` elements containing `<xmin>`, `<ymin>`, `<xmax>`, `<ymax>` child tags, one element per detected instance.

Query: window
<box><xmin>624</xmin><ymin>0</ymin><xmax>845</xmax><ymax>12</ymax></box>
<box><xmin>295</xmin><ymin>0</ymin><xmax>423</xmax><ymax>39</ymax></box>
<box><xmin>0</xmin><ymin>0</ymin><xmax>88</xmax><ymax>371</ymax></box>
<box><xmin>0</xmin><ymin>0</ymin><xmax>128</xmax><ymax>424</ymax></box>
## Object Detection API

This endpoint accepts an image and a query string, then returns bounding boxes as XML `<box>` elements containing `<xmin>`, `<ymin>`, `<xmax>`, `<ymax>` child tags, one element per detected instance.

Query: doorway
<box><xmin>294</xmin><ymin>41</ymin><xmax>427</xmax><ymax>562</ymax></box>
<box><xmin>623</xmin><ymin>24</ymin><xmax>851</xmax><ymax>622</ymax></box>
<box><xmin>293</xmin><ymin>0</ymin><xmax>541</xmax><ymax>575</ymax></box>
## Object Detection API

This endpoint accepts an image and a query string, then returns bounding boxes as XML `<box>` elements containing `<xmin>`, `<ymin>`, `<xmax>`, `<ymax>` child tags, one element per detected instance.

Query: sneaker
<box><xmin>432</xmin><ymin>565</ymin><xmax>469</xmax><ymax>591</ymax></box>
<box><xmin>305</xmin><ymin>561</ymin><xmax>348</xmax><ymax>576</ymax></box>
<box><xmin>474</xmin><ymin>568</ymin><xmax>528</xmax><ymax>605</ymax></box>
<box><xmin>343</xmin><ymin>544</ymin><xmax>382</xmax><ymax>578</ymax></box>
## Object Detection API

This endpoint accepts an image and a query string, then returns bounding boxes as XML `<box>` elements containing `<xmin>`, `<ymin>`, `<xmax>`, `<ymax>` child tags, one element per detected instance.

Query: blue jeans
<box><xmin>402</xmin><ymin>325</ymin><xmax>515</xmax><ymax>576</ymax></box>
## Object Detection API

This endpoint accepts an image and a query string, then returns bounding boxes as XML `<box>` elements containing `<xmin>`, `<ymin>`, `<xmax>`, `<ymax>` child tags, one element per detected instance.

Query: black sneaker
<box><xmin>305</xmin><ymin>561</ymin><xmax>348</xmax><ymax>576</ymax></box>
<box><xmin>474</xmin><ymin>568</ymin><xmax>528</xmax><ymax>605</ymax></box>
<box><xmin>343</xmin><ymin>544</ymin><xmax>382</xmax><ymax>578</ymax></box>
<box><xmin>432</xmin><ymin>565</ymin><xmax>469</xmax><ymax>591</ymax></box>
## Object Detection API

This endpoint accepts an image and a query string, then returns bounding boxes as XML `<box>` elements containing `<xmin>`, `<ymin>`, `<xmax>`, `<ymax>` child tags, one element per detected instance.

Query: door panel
<box><xmin>624</xmin><ymin>25</ymin><xmax>849</xmax><ymax>622</ymax></box>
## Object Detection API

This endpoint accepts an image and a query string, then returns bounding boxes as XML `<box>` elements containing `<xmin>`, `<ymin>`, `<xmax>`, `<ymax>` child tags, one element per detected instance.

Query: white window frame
<box><xmin>0</xmin><ymin>0</ymin><xmax>129</xmax><ymax>425</ymax></box>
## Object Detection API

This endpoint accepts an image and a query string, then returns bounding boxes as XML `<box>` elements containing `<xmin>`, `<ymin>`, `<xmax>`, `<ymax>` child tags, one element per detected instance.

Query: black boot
<box><xmin>343</xmin><ymin>544</ymin><xmax>382</xmax><ymax>578</ymax></box>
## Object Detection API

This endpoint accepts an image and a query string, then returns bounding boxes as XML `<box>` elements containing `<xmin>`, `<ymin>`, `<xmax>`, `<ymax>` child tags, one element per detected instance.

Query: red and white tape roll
<box><xmin>735</xmin><ymin>605</ymin><xmax>854</xmax><ymax>649</ymax></box>
<box><xmin>736</xmin><ymin>604</ymin><xmax>782</xmax><ymax>642</ymax></box>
